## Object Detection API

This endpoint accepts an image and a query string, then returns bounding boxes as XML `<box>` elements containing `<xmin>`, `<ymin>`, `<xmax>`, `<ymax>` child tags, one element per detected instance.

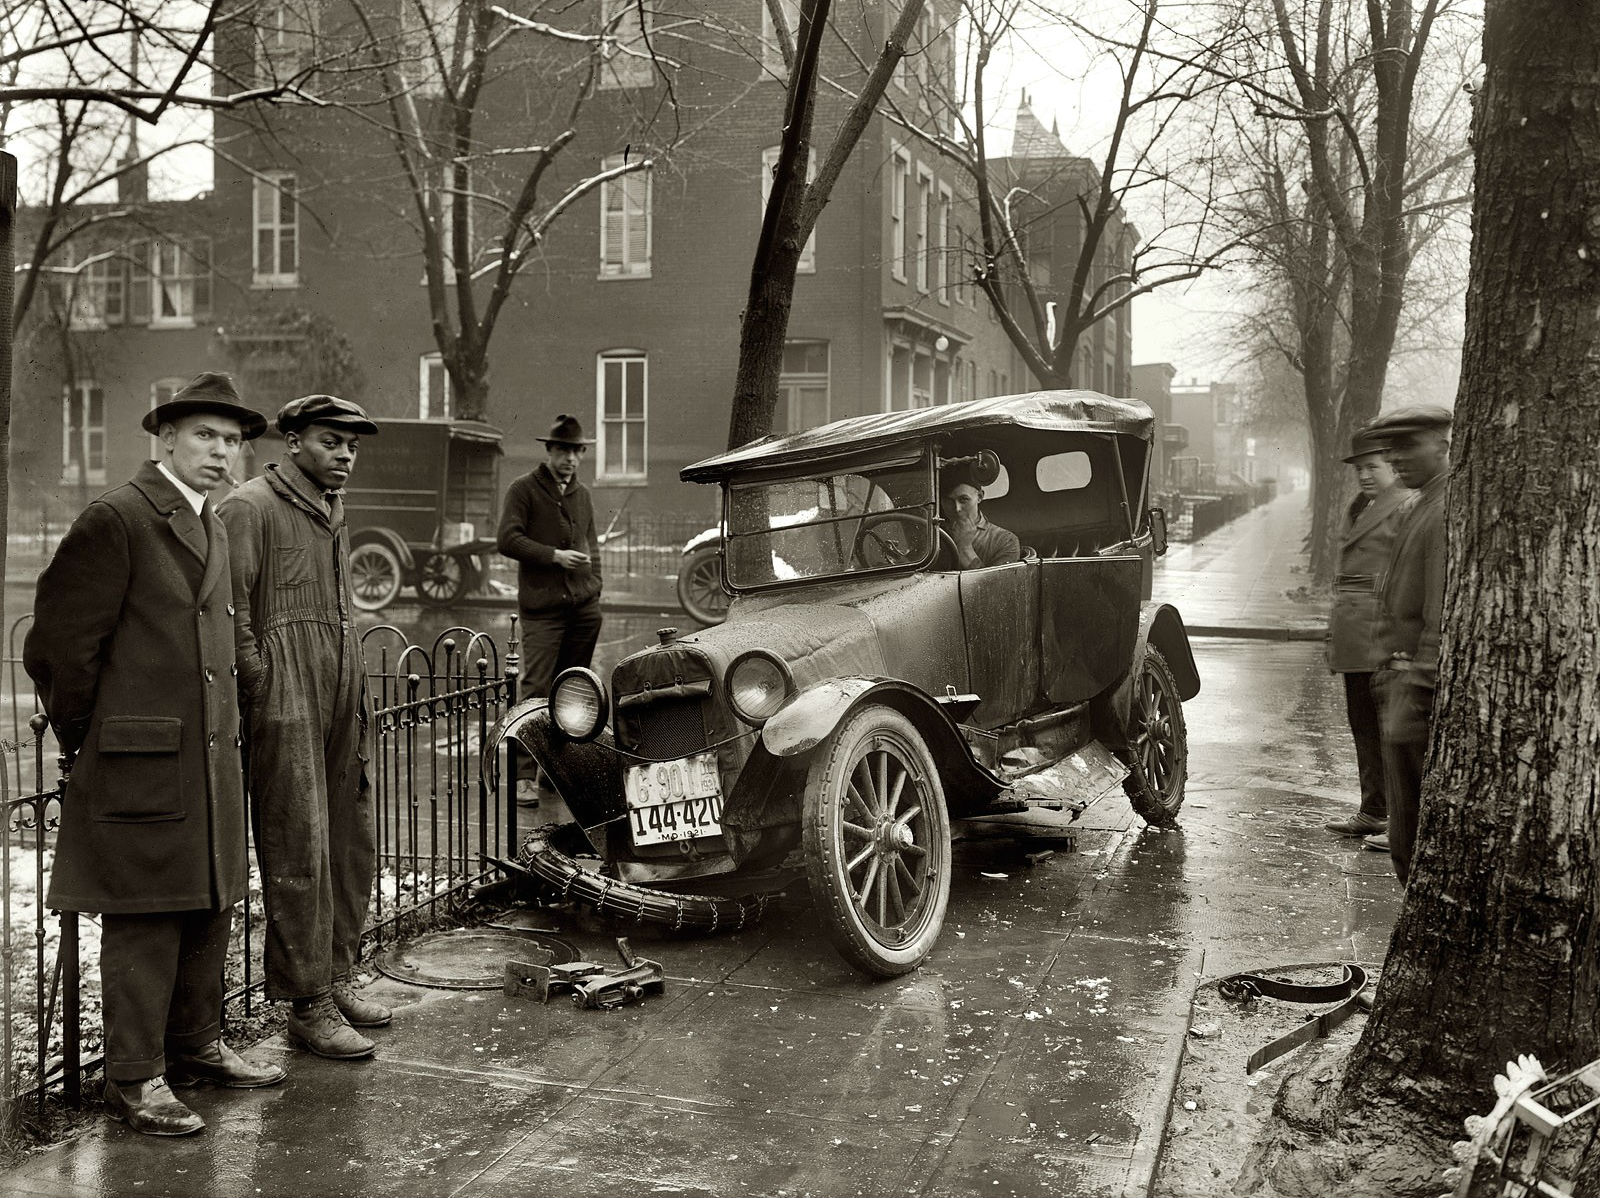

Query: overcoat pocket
<box><xmin>92</xmin><ymin>716</ymin><xmax>185</xmax><ymax>822</ymax></box>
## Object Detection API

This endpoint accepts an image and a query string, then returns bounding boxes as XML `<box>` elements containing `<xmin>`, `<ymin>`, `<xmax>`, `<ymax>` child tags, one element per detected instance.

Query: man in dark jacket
<box><xmin>1323</xmin><ymin>426</ymin><xmax>1410</xmax><ymax>841</ymax></box>
<box><xmin>25</xmin><ymin>373</ymin><xmax>285</xmax><ymax>1137</ymax></box>
<box><xmin>218</xmin><ymin>395</ymin><xmax>387</xmax><ymax>1061</ymax></box>
<box><xmin>497</xmin><ymin>414</ymin><xmax>605</xmax><ymax>699</ymax></box>
<box><xmin>1368</xmin><ymin>404</ymin><xmax>1453</xmax><ymax>885</ymax></box>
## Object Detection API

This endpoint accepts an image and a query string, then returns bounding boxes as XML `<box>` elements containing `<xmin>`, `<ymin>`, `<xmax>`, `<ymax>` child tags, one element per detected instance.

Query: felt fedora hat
<box><xmin>142</xmin><ymin>372</ymin><xmax>268</xmax><ymax>440</ymax></box>
<box><xmin>536</xmin><ymin>414</ymin><xmax>595</xmax><ymax>446</ymax></box>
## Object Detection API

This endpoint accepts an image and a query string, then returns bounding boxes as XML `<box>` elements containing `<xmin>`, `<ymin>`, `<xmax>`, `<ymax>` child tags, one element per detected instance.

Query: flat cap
<box><xmin>1366</xmin><ymin>404</ymin><xmax>1454</xmax><ymax>439</ymax></box>
<box><xmin>143</xmin><ymin>371</ymin><xmax>268</xmax><ymax>440</ymax></box>
<box><xmin>276</xmin><ymin>394</ymin><xmax>380</xmax><ymax>436</ymax></box>
<box><xmin>1342</xmin><ymin>426</ymin><xmax>1387</xmax><ymax>463</ymax></box>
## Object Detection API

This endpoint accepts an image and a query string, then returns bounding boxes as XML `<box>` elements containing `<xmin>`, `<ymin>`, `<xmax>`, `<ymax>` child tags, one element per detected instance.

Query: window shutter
<box><xmin>128</xmin><ymin>241</ymin><xmax>151</xmax><ymax>323</ymax></box>
<box><xmin>625</xmin><ymin>172</ymin><xmax>649</xmax><ymax>271</ymax></box>
<box><xmin>193</xmin><ymin>238</ymin><xmax>212</xmax><ymax>318</ymax></box>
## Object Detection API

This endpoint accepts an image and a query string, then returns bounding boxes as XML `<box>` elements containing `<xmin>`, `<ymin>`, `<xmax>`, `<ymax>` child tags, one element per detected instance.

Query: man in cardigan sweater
<box><xmin>497</xmin><ymin>414</ymin><xmax>605</xmax><ymax>702</ymax></box>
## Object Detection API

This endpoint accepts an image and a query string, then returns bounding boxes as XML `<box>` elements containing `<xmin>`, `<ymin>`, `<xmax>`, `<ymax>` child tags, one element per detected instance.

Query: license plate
<box><xmin>624</xmin><ymin>751</ymin><xmax>725</xmax><ymax>846</ymax></box>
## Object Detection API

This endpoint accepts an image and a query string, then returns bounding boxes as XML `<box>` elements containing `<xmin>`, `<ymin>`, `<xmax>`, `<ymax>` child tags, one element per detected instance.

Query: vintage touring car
<box><xmin>488</xmin><ymin>392</ymin><xmax>1200</xmax><ymax>977</ymax></box>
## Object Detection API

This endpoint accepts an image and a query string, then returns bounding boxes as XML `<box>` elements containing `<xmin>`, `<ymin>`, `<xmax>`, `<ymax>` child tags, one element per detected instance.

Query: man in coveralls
<box><xmin>218</xmin><ymin>395</ymin><xmax>389</xmax><ymax>1058</ymax></box>
<box><xmin>26</xmin><ymin>373</ymin><xmax>286</xmax><ymax>1135</ymax></box>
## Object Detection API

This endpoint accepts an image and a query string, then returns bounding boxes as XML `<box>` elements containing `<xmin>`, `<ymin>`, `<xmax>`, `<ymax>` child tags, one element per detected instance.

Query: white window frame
<box><xmin>936</xmin><ymin>183</ymin><xmax>952</xmax><ymax>304</ymax></box>
<box><xmin>761</xmin><ymin>0</ymin><xmax>800</xmax><ymax>73</ymax></box>
<box><xmin>776</xmin><ymin>340</ymin><xmax>829</xmax><ymax>433</ymax></box>
<box><xmin>147</xmin><ymin>237</ymin><xmax>211</xmax><ymax>328</ymax></box>
<box><xmin>890</xmin><ymin>143</ymin><xmax>910</xmax><ymax>281</ymax></box>
<box><xmin>599</xmin><ymin>156</ymin><xmax>652</xmax><ymax>278</ymax></box>
<box><xmin>253</xmin><ymin>171</ymin><xmax>299</xmax><ymax>287</ymax></box>
<box><xmin>257</xmin><ymin>0</ymin><xmax>315</xmax><ymax>79</ymax></box>
<box><xmin>419</xmin><ymin>352</ymin><xmax>452</xmax><ymax>419</ymax></box>
<box><xmin>61</xmin><ymin>380</ymin><xmax>107</xmax><ymax>487</ymax></box>
<box><xmin>599</xmin><ymin>0</ymin><xmax>653</xmax><ymax>89</ymax></box>
<box><xmin>761</xmin><ymin>145</ymin><xmax>816</xmax><ymax>273</ymax></box>
<box><xmin>596</xmin><ymin>350</ymin><xmax>649</xmax><ymax>482</ymax></box>
<box><xmin>914</xmin><ymin>165</ymin><xmax>932</xmax><ymax>292</ymax></box>
<box><xmin>65</xmin><ymin>249</ymin><xmax>124</xmax><ymax>330</ymax></box>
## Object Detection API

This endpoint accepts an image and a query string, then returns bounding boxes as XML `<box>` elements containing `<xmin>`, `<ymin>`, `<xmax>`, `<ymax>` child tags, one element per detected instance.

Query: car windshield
<box><xmin>725</xmin><ymin>456</ymin><xmax>934</xmax><ymax>588</ymax></box>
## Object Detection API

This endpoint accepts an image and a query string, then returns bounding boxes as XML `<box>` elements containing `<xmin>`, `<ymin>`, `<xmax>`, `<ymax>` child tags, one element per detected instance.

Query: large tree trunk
<box><xmin>1245</xmin><ymin>4</ymin><xmax>1600</xmax><ymax>1192</ymax></box>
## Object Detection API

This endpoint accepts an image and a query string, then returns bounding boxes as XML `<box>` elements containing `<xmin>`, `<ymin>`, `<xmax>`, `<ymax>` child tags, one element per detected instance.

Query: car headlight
<box><xmin>725</xmin><ymin>650</ymin><xmax>795</xmax><ymax>726</ymax></box>
<box><xmin>550</xmin><ymin>667</ymin><xmax>608</xmax><ymax>741</ymax></box>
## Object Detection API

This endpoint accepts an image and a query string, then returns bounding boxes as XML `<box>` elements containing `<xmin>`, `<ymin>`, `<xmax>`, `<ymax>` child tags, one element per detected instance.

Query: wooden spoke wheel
<box><xmin>349</xmin><ymin>541</ymin><xmax>404</xmax><ymax>612</ymax></box>
<box><xmin>1123</xmin><ymin>646</ymin><xmax>1189</xmax><ymax>827</ymax></box>
<box><xmin>676</xmin><ymin>542</ymin><xmax>730</xmax><ymax>626</ymax></box>
<box><xmin>415</xmin><ymin>551</ymin><xmax>476</xmax><ymax>607</ymax></box>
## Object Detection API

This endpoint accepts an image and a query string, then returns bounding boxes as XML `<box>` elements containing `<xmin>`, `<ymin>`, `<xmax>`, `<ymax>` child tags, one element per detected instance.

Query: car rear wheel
<box><xmin>349</xmin><ymin>541</ymin><xmax>404</xmax><ymax>612</ymax></box>
<box><xmin>1123</xmin><ymin>646</ymin><xmax>1189</xmax><ymax>826</ymax></box>
<box><xmin>802</xmin><ymin>705</ymin><xmax>951</xmax><ymax>978</ymax></box>
<box><xmin>676</xmin><ymin>542</ymin><xmax>730</xmax><ymax>626</ymax></box>
<box><xmin>415</xmin><ymin>551</ymin><xmax>476</xmax><ymax>606</ymax></box>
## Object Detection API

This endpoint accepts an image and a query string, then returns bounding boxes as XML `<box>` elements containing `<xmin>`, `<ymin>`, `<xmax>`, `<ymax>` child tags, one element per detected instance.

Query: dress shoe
<box><xmin>168</xmin><ymin>1039</ymin><xmax>287</xmax><ymax>1089</ymax></box>
<box><xmin>1325</xmin><ymin>813</ymin><xmax>1387</xmax><ymax>836</ymax></box>
<box><xmin>332</xmin><ymin>975</ymin><xmax>393</xmax><ymax>1028</ymax></box>
<box><xmin>287</xmin><ymin>994</ymin><xmax>376</xmax><ymax>1059</ymax></box>
<box><xmin>1363</xmin><ymin>832</ymin><xmax>1391</xmax><ymax>852</ymax></box>
<box><xmin>104</xmin><ymin>1076</ymin><xmax>205</xmax><ymax>1136</ymax></box>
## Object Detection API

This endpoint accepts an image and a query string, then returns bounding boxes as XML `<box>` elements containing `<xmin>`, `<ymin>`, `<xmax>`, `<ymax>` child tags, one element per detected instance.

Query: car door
<box><xmin>958</xmin><ymin>558</ymin><xmax>1042</xmax><ymax>729</ymax></box>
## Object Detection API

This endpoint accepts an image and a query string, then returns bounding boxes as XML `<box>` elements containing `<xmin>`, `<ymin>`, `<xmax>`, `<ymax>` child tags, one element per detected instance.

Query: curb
<box><xmin>1185</xmin><ymin>624</ymin><xmax>1327</xmax><ymax>642</ymax></box>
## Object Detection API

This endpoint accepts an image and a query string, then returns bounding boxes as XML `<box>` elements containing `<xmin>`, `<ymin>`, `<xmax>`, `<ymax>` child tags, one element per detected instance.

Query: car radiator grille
<box><xmin>620</xmin><ymin>696</ymin><xmax>710</xmax><ymax>761</ymax></box>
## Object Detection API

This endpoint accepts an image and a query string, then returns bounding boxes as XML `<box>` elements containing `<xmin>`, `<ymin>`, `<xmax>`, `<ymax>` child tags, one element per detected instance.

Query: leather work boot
<box><xmin>287</xmin><ymin>994</ymin><xmax>376</xmax><ymax>1060</ymax></box>
<box><xmin>331</xmin><ymin>974</ymin><xmax>393</xmax><ymax>1028</ymax></box>
<box><xmin>104</xmin><ymin>1076</ymin><xmax>205</xmax><ymax>1136</ymax></box>
<box><xmin>168</xmin><ymin>1039</ymin><xmax>288</xmax><ymax>1089</ymax></box>
<box><xmin>1362</xmin><ymin>832</ymin><xmax>1391</xmax><ymax>852</ymax></box>
<box><xmin>1325</xmin><ymin>812</ymin><xmax>1387</xmax><ymax>836</ymax></box>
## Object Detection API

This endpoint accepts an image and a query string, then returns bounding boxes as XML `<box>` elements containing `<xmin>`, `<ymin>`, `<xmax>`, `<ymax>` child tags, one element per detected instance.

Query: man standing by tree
<box><xmin>25</xmin><ymin>374</ymin><xmax>286</xmax><ymax>1135</ymax></box>
<box><xmin>219</xmin><ymin>395</ymin><xmax>390</xmax><ymax>1059</ymax></box>
<box><xmin>497</xmin><ymin>415</ymin><xmax>604</xmax><ymax>704</ymax></box>
<box><xmin>1367</xmin><ymin>405</ymin><xmax>1453</xmax><ymax>885</ymax></box>
<box><xmin>1323</xmin><ymin>426</ymin><xmax>1410</xmax><ymax>845</ymax></box>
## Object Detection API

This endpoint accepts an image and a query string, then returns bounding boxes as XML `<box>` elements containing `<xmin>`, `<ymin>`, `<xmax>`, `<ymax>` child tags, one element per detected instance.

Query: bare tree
<box><xmin>1238</xmin><ymin>2</ymin><xmax>1600</xmax><ymax>1192</ymax></box>
<box><xmin>727</xmin><ymin>0</ymin><xmax>927</xmax><ymax>448</ymax></box>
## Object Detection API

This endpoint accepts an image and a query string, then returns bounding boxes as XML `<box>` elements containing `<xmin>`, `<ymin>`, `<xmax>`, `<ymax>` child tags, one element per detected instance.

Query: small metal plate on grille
<box><xmin>374</xmin><ymin>928</ymin><xmax>579</xmax><ymax>990</ymax></box>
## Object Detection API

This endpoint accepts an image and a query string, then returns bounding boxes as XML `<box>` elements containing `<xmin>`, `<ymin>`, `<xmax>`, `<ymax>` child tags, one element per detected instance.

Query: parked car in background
<box><xmin>491</xmin><ymin>392</ymin><xmax>1200</xmax><ymax>977</ymax></box>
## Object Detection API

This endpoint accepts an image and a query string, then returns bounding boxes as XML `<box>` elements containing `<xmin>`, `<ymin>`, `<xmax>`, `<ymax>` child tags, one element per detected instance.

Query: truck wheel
<box><xmin>415</xmin><ymin>552</ymin><xmax>474</xmax><ymax>606</ymax></box>
<box><xmin>1123</xmin><ymin>647</ymin><xmax>1189</xmax><ymax>827</ymax></box>
<box><xmin>349</xmin><ymin>542</ymin><xmax>404</xmax><ymax>612</ymax></box>
<box><xmin>802</xmin><ymin>705</ymin><xmax>951</xmax><ymax>978</ymax></box>
<box><xmin>676</xmin><ymin>542</ymin><xmax>729</xmax><ymax>626</ymax></box>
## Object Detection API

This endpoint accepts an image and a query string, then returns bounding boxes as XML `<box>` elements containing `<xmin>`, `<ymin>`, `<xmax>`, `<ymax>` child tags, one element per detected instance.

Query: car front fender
<box><xmin>482</xmin><ymin>696</ymin><xmax>625</xmax><ymax>845</ymax></box>
<box><xmin>352</xmin><ymin>526</ymin><xmax>417</xmax><ymax>572</ymax></box>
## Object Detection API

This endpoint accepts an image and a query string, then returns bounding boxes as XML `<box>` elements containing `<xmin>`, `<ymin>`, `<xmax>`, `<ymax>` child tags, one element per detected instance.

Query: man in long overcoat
<box><xmin>218</xmin><ymin>395</ymin><xmax>386</xmax><ymax>1060</ymax></box>
<box><xmin>1323</xmin><ymin>427</ymin><xmax>1410</xmax><ymax>842</ymax></box>
<box><xmin>1368</xmin><ymin>404</ymin><xmax>1453</xmax><ymax>885</ymax></box>
<box><xmin>25</xmin><ymin>374</ymin><xmax>286</xmax><ymax>1136</ymax></box>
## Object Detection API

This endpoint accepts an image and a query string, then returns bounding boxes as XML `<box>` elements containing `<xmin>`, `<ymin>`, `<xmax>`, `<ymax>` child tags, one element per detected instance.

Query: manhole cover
<box><xmin>374</xmin><ymin>928</ymin><xmax>579</xmax><ymax>990</ymax></box>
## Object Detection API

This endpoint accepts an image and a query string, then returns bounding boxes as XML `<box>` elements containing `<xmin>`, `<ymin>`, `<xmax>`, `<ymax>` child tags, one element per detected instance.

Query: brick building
<box><xmin>11</xmin><ymin>0</ymin><xmax>1135</xmax><ymax>527</ymax></box>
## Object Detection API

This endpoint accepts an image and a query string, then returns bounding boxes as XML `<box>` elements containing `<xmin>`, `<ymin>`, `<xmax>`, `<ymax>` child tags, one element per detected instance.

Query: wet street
<box><xmin>6</xmin><ymin>629</ymin><xmax>1404</xmax><ymax>1198</ymax></box>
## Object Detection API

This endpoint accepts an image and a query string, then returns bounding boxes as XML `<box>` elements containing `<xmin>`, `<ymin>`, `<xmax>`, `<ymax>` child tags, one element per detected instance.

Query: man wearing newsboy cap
<box><xmin>218</xmin><ymin>395</ymin><xmax>391</xmax><ymax>1060</ymax></box>
<box><xmin>1366</xmin><ymin>403</ymin><xmax>1454</xmax><ymax>886</ymax></box>
<box><xmin>26</xmin><ymin>372</ymin><xmax>286</xmax><ymax>1136</ymax></box>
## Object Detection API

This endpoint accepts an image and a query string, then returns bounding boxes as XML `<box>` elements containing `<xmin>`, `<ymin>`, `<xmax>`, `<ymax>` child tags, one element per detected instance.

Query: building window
<box><xmin>597</xmin><ymin>351</ymin><xmax>647</xmax><ymax>481</ymax></box>
<box><xmin>890</xmin><ymin>144</ymin><xmax>910</xmax><ymax>281</ymax></box>
<box><xmin>936</xmin><ymin>184</ymin><xmax>952</xmax><ymax>303</ymax></box>
<box><xmin>419</xmin><ymin>353</ymin><xmax>451</xmax><ymax>419</ymax></box>
<box><xmin>761</xmin><ymin>0</ymin><xmax>800</xmax><ymax>72</ymax></box>
<box><xmin>65</xmin><ymin>248</ymin><xmax>125</xmax><ymax>329</ymax></box>
<box><xmin>600</xmin><ymin>156</ymin><xmax>651</xmax><ymax>277</ymax></box>
<box><xmin>775</xmin><ymin>340</ymin><xmax>829</xmax><ymax>433</ymax></box>
<box><xmin>62</xmin><ymin>381</ymin><xmax>106</xmax><ymax>486</ymax></box>
<box><xmin>400</xmin><ymin>0</ymin><xmax>454</xmax><ymax>96</ymax></box>
<box><xmin>150</xmin><ymin>377</ymin><xmax>185</xmax><ymax>460</ymax></box>
<box><xmin>253</xmin><ymin>172</ymin><xmax>299</xmax><ymax>286</ymax></box>
<box><xmin>129</xmin><ymin>237</ymin><xmax>211</xmax><ymax>327</ymax></box>
<box><xmin>914</xmin><ymin>166</ymin><xmax>932</xmax><ymax>291</ymax></box>
<box><xmin>600</xmin><ymin>0</ymin><xmax>653</xmax><ymax>89</ymax></box>
<box><xmin>256</xmin><ymin>0</ymin><xmax>315</xmax><ymax>79</ymax></box>
<box><xmin>761</xmin><ymin>146</ymin><xmax>815</xmax><ymax>273</ymax></box>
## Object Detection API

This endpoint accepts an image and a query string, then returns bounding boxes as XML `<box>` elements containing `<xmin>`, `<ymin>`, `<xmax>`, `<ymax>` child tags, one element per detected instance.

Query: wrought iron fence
<box><xmin>1</xmin><ymin>613</ymin><xmax>521</xmax><ymax>1128</ymax></box>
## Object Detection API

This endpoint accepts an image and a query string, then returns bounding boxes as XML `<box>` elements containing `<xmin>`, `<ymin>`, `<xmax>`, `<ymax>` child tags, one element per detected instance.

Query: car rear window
<box><xmin>1037</xmin><ymin>451</ymin><xmax>1092</xmax><ymax>491</ymax></box>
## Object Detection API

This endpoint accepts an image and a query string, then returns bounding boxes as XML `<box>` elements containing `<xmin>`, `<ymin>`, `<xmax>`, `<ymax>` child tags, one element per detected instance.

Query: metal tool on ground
<box><xmin>503</xmin><ymin>937</ymin><xmax>665</xmax><ymax>1010</ymax></box>
<box><xmin>1217</xmin><ymin>963</ymin><xmax>1370</xmax><ymax>1074</ymax></box>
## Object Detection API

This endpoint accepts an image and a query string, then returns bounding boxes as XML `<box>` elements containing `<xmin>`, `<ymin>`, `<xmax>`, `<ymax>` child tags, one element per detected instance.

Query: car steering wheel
<box><xmin>851</xmin><ymin>512</ymin><xmax>932</xmax><ymax>568</ymax></box>
<box><xmin>931</xmin><ymin>526</ymin><xmax>961</xmax><ymax>571</ymax></box>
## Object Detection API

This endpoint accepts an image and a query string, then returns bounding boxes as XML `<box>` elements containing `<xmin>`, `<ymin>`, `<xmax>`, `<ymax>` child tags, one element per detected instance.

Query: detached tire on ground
<box><xmin>349</xmin><ymin>541</ymin><xmax>405</xmax><ymax>612</ymax></box>
<box><xmin>676</xmin><ymin>542</ymin><xmax>730</xmax><ymax>627</ymax></box>
<box><xmin>1123</xmin><ymin>646</ymin><xmax>1189</xmax><ymax>827</ymax></box>
<box><xmin>801</xmin><ymin>705</ymin><xmax>951</xmax><ymax>978</ymax></box>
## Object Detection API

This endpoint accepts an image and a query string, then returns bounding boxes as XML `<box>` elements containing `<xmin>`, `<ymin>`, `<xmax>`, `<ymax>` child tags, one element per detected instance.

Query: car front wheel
<box><xmin>802</xmin><ymin>705</ymin><xmax>951</xmax><ymax>978</ymax></box>
<box><xmin>1123</xmin><ymin>646</ymin><xmax>1189</xmax><ymax>826</ymax></box>
<box><xmin>349</xmin><ymin>541</ymin><xmax>404</xmax><ymax>612</ymax></box>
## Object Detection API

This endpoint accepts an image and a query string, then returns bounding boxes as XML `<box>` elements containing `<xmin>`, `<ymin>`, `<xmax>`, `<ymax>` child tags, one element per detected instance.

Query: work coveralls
<box><xmin>218</xmin><ymin>458</ymin><xmax>374</xmax><ymax>1002</ymax></box>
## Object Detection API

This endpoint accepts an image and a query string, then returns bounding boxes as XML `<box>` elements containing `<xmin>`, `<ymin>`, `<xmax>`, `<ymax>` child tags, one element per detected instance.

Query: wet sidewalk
<box><xmin>1153</xmin><ymin>490</ymin><xmax>1325</xmax><ymax>639</ymax></box>
<box><xmin>4</xmin><ymin>637</ymin><xmax>1401</xmax><ymax>1198</ymax></box>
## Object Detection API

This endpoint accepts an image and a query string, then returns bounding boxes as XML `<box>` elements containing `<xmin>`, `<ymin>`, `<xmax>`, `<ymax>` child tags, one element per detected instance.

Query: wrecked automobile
<box><xmin>487</xmin><ymin>392</ymin><xmax>1200</xmax><ymax>978</ymax></box>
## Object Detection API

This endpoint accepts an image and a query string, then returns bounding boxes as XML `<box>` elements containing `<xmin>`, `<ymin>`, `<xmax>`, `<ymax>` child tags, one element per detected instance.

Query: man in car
<box><xmin>941</xmin><ymin>468</ymin><xmax>1021</xmax><ymax>568</ymax></box>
